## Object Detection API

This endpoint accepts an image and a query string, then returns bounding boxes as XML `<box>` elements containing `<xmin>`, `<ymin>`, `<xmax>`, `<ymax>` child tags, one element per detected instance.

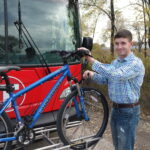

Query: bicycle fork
<box><xmin>73</xmin><ymin>83</ymin><xmax>89</xmax><ymax>121</ymax></box>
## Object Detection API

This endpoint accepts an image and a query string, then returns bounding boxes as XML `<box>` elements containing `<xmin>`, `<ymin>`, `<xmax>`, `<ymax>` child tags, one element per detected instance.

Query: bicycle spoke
<box><xmin>57</xmin><ymin>88</ymin><xmax>109</xmax><ymax>149</ymax></box>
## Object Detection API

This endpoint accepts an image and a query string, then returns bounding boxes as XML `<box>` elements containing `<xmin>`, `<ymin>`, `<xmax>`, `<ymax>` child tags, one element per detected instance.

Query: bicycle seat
<box><xmin>0</xmin><ymin>66</ymin><xmax>20</xmax><ymax>73</ymax></box>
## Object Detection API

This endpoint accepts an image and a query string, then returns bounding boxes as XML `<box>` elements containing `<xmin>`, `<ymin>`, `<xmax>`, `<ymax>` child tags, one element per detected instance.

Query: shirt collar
<box><xmin>117</xmin><ymin>52</ymin><xmax>134</xmax><ymax>62</ymax></box>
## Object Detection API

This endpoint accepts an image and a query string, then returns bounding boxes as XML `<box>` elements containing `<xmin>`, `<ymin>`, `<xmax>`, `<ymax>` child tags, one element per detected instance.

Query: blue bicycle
<box><xmin>0</xmin><ymin>50</ymin><xmax>109</xmax><ymax>150</ymax></box>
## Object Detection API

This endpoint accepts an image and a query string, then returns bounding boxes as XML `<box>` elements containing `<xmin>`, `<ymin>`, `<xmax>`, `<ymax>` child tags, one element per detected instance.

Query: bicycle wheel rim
<box><xmin>57</xmin><ymin>88</ymin><xmax>109</xmax><ymax>149</ymax></box>
<box><xmin>0</xmin><ymin>115</ymin><xmax>10</xmax><ymax>149</ymax></box>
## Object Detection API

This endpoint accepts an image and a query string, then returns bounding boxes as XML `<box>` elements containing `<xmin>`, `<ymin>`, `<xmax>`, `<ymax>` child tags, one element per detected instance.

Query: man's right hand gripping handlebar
<box><xmin>77</xmin><ymin>47</ymin><xmax>96</xmax><ymax>80</ymax></box>
<box><xmin>77</xmin><ymin>47</ymin><xmax>95</xmax><ymax>64</ymax></box>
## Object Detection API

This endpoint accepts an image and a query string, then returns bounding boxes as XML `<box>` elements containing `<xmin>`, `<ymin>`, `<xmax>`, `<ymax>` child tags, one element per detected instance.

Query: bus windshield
<box><xmin>0</xmin><ymin>0</ymin><xmax>81</xmax><ymax>65</ymax></box>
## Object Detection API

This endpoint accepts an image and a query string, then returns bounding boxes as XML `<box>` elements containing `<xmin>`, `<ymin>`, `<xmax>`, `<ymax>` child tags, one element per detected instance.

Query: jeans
<box><xmin>110</xmin><ymin>105</ymin><xmax>140</xmax><ymax>150</ymax></box>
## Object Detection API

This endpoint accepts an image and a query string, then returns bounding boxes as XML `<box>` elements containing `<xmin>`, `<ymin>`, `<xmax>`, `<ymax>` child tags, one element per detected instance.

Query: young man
<box><xmin>78</xmin><ymin>29</ymin><xmax>145</xmax><ymax>150</ymax></box>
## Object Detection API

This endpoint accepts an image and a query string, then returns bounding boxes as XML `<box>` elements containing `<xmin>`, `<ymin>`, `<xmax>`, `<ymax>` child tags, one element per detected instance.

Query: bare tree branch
<box><xmin>79</xmin><ymin>2</ymin><xmax>111</xmax><ymax>19</ymax></box>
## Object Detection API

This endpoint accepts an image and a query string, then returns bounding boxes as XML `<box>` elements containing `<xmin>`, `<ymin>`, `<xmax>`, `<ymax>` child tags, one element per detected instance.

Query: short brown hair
<box><xmin>114</xmin><ymin>29</ymin><xmax>132</xmax><ymax>41</ymax></box>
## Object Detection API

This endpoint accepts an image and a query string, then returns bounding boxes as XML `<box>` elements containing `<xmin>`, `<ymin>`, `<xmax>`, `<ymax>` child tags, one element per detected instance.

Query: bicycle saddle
<box><xmin>0</xmin><ymin>66</ymin><xmax>20</xmax><ymax>73</ymax></box>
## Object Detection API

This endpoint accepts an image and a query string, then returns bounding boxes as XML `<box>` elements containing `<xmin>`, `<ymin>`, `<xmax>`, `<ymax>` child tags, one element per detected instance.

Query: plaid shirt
<box><xmin>92</xmin><ymin>52</ymin><xmax>145</xmax><ymax>104</ymax></box>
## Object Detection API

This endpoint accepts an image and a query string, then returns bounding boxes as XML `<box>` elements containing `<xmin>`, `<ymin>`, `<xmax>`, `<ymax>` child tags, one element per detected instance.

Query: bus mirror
<box><xmin>82</xmin><ymin>37</ymin><xmax>93</xmax><ymax>51</ymax></box>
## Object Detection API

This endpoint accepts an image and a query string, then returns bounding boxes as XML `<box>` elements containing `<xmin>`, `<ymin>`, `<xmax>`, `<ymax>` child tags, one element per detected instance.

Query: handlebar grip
<box><xmin>75</xmin><ymin>49</ymin><xmax>92</xmax><ymax>58</ymax></box>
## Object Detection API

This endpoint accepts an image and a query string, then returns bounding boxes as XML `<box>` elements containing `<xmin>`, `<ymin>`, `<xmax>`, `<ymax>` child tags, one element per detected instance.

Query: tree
<box><xmin>143</xmin><ymin>0</ymin><xmax>150</xmax><ymax>48</ymax></box>
<box><xmin>140</xmin><ymin>0</ymin><xmax>150</xmax><ymax>57</ymax></box>
<box><xmin>142</xmin><ymin>0</ymin><xmax>148</xmax><ymax>57</ymax></box>
<box><xmin>80</xmin><ymin>0</ymin><xmax>124</xmax><ymax>56</ymax></box>
<box><xmin>110</xmin><ymin>0</ymin><xmax>115</xmax><ymax>56</ymax></box>
<box><xmin>79</xmin><ymin>0</ymin><xmax>106</xmax><ymax>38</ymax></box>
<box><xmin>130</xmin><ymin>0</ymin><xmax>150</xmax><ymax>57</ymax></box>
<box><xmin>132</xmin><ymin>21</ymin><xmax>144</xmax><ymax>52</ymax></box>
<box><xmin>79</xmin><ymin>0</ymin><xmax>117</xmax><ymax>55</ymax></box>
<box><xmin>101</xmin><ymin>11</ymin><xmax>125</xmax><ymax>46</ymax></box>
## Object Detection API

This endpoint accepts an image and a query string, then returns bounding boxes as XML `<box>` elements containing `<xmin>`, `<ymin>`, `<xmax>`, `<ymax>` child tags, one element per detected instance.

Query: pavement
<box><xmin>92</xmin><ymin>118</ymin><xmax>150</xmax><ymax>150</ymax></box>
<box><xmin>16</xmin><ymin>118</ymin><xmax>150</xmax><ymax>150</ymax></box>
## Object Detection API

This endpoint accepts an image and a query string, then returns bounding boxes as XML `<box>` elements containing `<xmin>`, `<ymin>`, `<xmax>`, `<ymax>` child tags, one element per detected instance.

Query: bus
<box><xmin>0</xmin><ymin>0</ymin><xmax>92</xmax><ymax>126</ymax></box>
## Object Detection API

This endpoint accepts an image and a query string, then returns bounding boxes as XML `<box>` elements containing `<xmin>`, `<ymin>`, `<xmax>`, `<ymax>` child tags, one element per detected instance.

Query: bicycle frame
<box><xmin>0</xmin><ymin>63</ymin><xmax>90</xmax><ymax>143</ymax></box>
<box><xmin>0</xmin><ymin>64</ymin><xmax>72</xmax><ymax>130</ymax></box>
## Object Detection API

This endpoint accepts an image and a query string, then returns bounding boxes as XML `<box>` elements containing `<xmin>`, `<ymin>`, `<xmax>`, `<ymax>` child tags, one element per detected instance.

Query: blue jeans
<box><xmin>110</xmin><ymin>105</ymin><xmax>140</xmax><ymax>150</ymax></box>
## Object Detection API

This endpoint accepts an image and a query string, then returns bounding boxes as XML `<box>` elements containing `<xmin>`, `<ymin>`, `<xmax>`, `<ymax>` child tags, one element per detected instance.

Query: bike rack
<box><xmin>34</xmin><ymin>137</ymin><xmax>100</xmax><ymax>150</ymax></box>
<box><xmin>9</xmin><ymin>121</ymin><xmax>100</xmax><ymax>150</ymax></box>
<box><xmin>33</xmin><ymin>121</ymin><xmax>100</xmax><ymax>150</ymax></box>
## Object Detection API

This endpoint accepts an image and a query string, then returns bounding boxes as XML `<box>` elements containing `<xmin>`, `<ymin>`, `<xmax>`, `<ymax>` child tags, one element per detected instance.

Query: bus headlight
<box><xmin>60</xmin><ymin>87</ymin><xmax>71</xmax><ymax>99</ymax></box>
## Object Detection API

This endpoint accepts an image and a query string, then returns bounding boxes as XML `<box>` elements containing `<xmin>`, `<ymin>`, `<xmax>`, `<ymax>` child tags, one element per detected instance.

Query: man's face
<box><xmin>114</xmin><ymin>38</ymin><xmax>132</xmax><ymax>58</ymax></box>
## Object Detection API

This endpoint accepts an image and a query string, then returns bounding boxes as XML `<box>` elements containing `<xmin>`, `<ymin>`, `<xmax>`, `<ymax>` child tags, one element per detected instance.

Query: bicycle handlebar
<box><xmin>49</xmin><ymin>49</ymin><xmax>92</xmax><ymax>62</ymax></box>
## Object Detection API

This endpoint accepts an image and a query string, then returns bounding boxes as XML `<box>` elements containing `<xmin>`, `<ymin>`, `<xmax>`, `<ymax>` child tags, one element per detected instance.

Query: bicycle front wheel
<box><xmin>0</xmin><ymin>112</ymin><xmax>12</xmax><ymax>150</ymax></box>
<box><xmin>57</xmin><ymin>88</ymin><xmax>109</xmax><ymax>149</ymax></box>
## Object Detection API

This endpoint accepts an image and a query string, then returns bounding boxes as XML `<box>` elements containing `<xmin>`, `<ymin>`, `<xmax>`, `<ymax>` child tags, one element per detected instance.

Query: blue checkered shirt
<box><xmin>92</xmin><ymin>52</ymin><xmax>145</xmax><ymax>104</ymax></box>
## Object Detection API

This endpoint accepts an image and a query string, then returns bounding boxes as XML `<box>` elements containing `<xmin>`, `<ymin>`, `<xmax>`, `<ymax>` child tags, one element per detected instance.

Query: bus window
<box><xmin>0</xmin><ymin>0</ymin><xmax>81</xmax><ymax>66</ymax></box>
<box><xmin>0</xmin><ymin>0</ymin><xmax>5</xmax><ymax>63</ymax></box>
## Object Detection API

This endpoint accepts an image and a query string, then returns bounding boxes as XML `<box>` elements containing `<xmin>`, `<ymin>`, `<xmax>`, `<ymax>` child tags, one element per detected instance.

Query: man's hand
<box><xmin>78</xmin><ymin>47</ymin><xmax>95</xmax><ymax>64</ymax></box>
<box><xmin>77</xmin><ymin>47</ymin><xmax>91</xmax><ymax>55</ymax></box>
<box><xmin>83</xmin><ymin>70</ymin><xmax>94</xmax><ymax>79</ymax></box>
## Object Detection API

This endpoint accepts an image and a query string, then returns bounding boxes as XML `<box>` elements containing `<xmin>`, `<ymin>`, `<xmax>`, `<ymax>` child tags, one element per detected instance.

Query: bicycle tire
<box><xmin>57</xmin><ymin>87</ymin><xmax>109</xmax><ymax>149</ymax></box>
<box><xmin>0</xmin><ymin>112</ymin><xmax>12</xmax><ymax>150</ymax></box>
